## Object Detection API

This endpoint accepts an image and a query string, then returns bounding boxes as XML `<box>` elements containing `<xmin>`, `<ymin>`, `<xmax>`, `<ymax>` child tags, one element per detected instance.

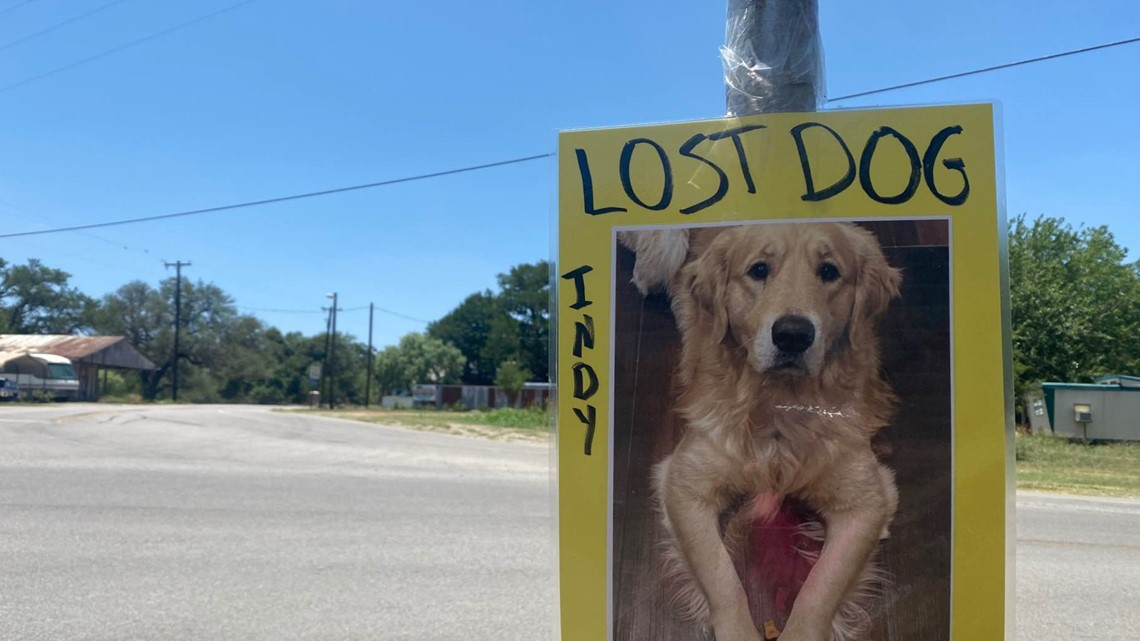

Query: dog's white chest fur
<box><xmin>743</xmin><ymin>415</ymin><xmax>846</xmax><ymax>496</ymax></box>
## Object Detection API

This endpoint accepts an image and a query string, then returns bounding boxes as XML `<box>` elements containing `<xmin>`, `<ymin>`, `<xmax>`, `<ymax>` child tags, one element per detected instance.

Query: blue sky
<box><xmin>1</xmin><ymin>0</ymin><xmax>1138</xmax><ymax>349</ymax></box>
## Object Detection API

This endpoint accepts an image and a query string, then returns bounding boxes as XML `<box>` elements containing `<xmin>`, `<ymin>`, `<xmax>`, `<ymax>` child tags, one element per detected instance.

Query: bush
<box><xmin>495</xmin><ymin>361</ymin><xmax>532</xmax><ymax>407</ymax></box>
<box><xmin>250</xmin><ymin>384</ymin><xmax>286</xmax><ymax>405</ymax></box>
<box><xmin>1015</xmin><ymin>433</ymin><xmax>1030</xmax><ymax>462</ymax></box>
<box><xmin>181</xmin><ymin>386</ymin><xmax>221</xmax><ymax>404</ymax></box>
<box><xmin>99</xmin><ymin>393</ymin><xmax>144</xmax><ymax>404</ymax></box>
<box><xmin>28</xmin><ymin>390</ymin><xmax>54</xmax><ymax>403</ymax></box>
<box><xmin>99</xmin><ymin>370</ymin><xmax>138</xmax><ymax>399</ymax></box>
<box><xmin>1015</xmin><ymin>432</ymin><xmax>1140</xmax><ymax>496</ymax></box>
<box><xmin>459</xmin><ymin>407</ymin><xmax>548</xmax><ymax>430</ymax></box>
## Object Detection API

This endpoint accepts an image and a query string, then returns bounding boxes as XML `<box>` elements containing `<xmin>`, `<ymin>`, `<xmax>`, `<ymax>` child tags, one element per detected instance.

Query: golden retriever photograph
<box><xmin>610</xmin><ymin>219</ymin><xmax>951</xmax><ymax>641</ymax></box>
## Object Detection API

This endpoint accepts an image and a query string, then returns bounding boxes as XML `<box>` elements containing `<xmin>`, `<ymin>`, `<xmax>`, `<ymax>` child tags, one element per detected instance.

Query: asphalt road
<box><xmin>0</xmin><ymin>404</ymin><xmax>554</xmax><ymax>641</ymax></box>
<box><xmin>0</xmin><ymin>404</ymin><xmax>1136</xmax><ymax>640</ymax></box>
<box><xmin>1016</xmin><ymin>492</ymin><xmax>1140</xmax><ymax>641</ymax></box>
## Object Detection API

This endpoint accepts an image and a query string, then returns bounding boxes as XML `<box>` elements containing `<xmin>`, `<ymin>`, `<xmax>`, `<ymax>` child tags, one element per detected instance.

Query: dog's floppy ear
<box><xmin>849</xmin><ymin>226</ymin><xmax>902</xmax><ymax>340</ymax></box>
<box><xmin>675</xmin><ymin>238</ymin><xmax>730</xmax><ymax>341</ymax></box>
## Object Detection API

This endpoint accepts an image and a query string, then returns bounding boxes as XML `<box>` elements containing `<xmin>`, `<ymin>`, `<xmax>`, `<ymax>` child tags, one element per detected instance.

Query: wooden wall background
<box><xmin>610</xmin><ymin>220</ymin><xmax>952</xmax><ymax>641</ymax></box>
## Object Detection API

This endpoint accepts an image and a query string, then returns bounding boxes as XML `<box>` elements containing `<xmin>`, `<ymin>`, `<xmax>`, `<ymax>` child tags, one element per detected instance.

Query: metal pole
<box><xmin>724</xmin><ymin>0</ymin><xmax>823</xmax><ymax>117</ymax></box>
<box><xmin>365</xmin><ymin>302</ymin><xmax>374</xmax><ymax>408</ymax></box>
<box><xmin>329</xmin><ymin>292</ymin><xmax>338</xmax><ymax>411</ymax></box>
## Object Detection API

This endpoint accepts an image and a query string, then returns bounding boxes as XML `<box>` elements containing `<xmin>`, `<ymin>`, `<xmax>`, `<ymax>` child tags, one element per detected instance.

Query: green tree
<box><xmin>259</xmin><ymin>329</ymin><xmax>327</xmax><ymax>404</ymax></box>
<box><xmin>94</xmin><ymin>281</ymin><xmax>165</xmax><ymax>349</ymax></box>
<box><xmin>1009</xmin><ymin>214</ymin><xmax>1140</xmax><ymax>407</ymax></box>
<box><xmin>94</xmin><ymin>281</ymin><xmax>170</xmax><ymax>400</ymax></box>
<box><xmin>429</xmin><ymin>261</ymin><xmax>551</xmax><ymax>386</ymax></box>
<box><xmin>327</xmin><ymin>335</ymin><xmax>369</xmax><ymax>405</ymax></box>
<box><xmin>497</xmin><ymin>261</ymin><xmax>550</xmax><ymax>382</ymax></box>
<box><xmin>252</xmin><ymin>329</ymin><xmax>370</xmax><ymax>406</ymax></box>
<box><xmin>0</xmin><ymin>258</ymin><xmax>95</xmax><ymax>334</ymax></box>
<box><xmin>427</xmin><ymin>291</ymin><xmax>500</xmax><ymax>384</ymax></box>
<box><xmin>212</xmin><ymin>315</ymin><xmax>277</xmax><ymax>403</ymax></box>
<box><xmin>373</xmin><ymin>344</ymin><xmax>406</xmax><ymax>396</ymax></box>
<box><xmin>94</xmin><ymin>277</ymin><xmax>288</xmax><ymax>402</ymax></box>
<box><xmin>494</xmin><ymin>360</ymin><xmax>531</xmax><ymax>407</ymax></box>
<box><xmin>480</xmin><ymin>313</ymin><xmax>522</xmax><ymax>378</ymax></box>
<box><xmin>372</xmin><ymin>333</ymin><xmax>465</xmax><ymax>395</ymax></box>
<box><xmin>0</xmin><ymin>258</ymin><xmax>377</xmax><ymax>406</ymax></box>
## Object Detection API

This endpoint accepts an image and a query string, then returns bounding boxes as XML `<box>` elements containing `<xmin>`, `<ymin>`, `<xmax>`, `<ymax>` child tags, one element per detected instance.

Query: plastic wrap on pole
<box><xmin>723</xmin><ymin>0</ymin><xmax>824</xmax><ymax>116</ymax></box>
<box><xmin>618</xmin><ymin>0</ymin><xmax>825</xmax><ymax>294</ymax></box>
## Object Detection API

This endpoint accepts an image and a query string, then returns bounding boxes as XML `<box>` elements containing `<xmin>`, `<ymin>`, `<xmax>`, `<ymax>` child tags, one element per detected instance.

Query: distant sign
<box><xmin>307</xmin><ymin>364</ymin><xmax>321</xmax><ymax>388</ymax></box>
<box><xmin>412</xmin><ymin>384</ymin><xmax>438</xmax><ymax>403</ymax></box>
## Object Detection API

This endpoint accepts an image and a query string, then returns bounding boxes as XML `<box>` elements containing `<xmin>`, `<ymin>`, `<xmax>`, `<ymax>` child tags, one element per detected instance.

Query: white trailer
<box><xmin>0</xmin><ymin>352</ymin><xmax>80</xmax><ymax>400</ymax></box>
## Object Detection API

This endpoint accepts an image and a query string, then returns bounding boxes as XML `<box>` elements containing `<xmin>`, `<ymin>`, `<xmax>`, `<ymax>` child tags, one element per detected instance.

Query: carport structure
<box><xmin>0</xmin><ymin>335</ymin><xmax>154</xmax><ymax>401</ymax></box>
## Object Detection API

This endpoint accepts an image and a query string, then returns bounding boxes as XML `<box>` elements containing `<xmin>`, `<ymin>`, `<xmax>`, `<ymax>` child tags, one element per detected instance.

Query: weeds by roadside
<box><xmin>291</xmin><ymin>406</ymin><xmax>551</xmax><ymax>442</ymax></box>
<box><xmin>1016</xmin><ymin>432</ymin><xmax>1140</xmax><ymax>497</ymax></box>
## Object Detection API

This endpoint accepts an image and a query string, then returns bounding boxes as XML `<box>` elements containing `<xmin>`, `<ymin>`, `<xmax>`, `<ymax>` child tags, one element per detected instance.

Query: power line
<box><xmin>3</xmin><ymin>235</ymin><xmax>143</xmax><ymax>275</ymax></box>
<box><xmin>0</xmin><ymin>197</ymin><xmax>153</xmax><ymax>255</ymax></box>
<box><xmin>0</xmin><ymin>1</ymin><xmax>37</xmax><ymax>18</ymax></box>
<box><xmin>339</xmin><ymin>305</ymin><xmax>429</xmax><ymax>323</ymax></box>
<box><xmin>237</xmin><ymin>304</ymin><xmax>429</xmax><ymax>323</ymax></box>
<box><xmin>0</xmin><ymin>0</ymin><xmax>259</xmax><ymax>94</ymax></box>
<box><xmin>237</xmin><ymin>306</ymin><xmax>325</xmax><ymax>315</ymax></box>
<box><xmin>3</xmin><ymin>35</ymin><xmax>1136</xmax><ymax>239</ymax></box>
<box><xmin>0</xmin><ymin>153</ymin><xmax>555</xmax><ymax>239</ymax></box>
<box><xmin>0</xmin><ymin>0</ymin><xmax>133</xmax><ymax>54</ymax></box>
<box><xmin>373</xmin><ymin>306</ymin><xmax>430</xmax><ymax>324</ymax></box>
<box><xmin>827</xmin><ymin>35</ymin><xmax>1140</xmax><ymax>103</ymax></box>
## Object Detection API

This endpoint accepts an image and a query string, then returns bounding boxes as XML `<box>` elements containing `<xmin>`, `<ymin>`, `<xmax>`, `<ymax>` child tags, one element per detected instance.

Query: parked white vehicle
<box><xmin>0</xmin><ymin>352</ymin><xmax>80</xmax><ymax>400</ymax></box>
<box><xmin>0</xmin><ymin>376</ymin><xmax>17</xmax><ymax>400</ymax></box>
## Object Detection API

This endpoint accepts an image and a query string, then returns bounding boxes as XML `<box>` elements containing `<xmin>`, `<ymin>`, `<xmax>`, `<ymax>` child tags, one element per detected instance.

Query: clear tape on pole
<box><xmin>619</xmin><ymin>1</ymin><xmax>826</xmax><ymax>295</ymax></box>
<box><xmin>723</xmin><ymin>0</ymin><xmax>825</xmax><ymax>117</ymax></box>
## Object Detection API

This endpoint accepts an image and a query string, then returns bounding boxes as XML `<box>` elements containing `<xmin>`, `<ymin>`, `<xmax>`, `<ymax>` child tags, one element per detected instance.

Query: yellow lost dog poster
<box><xmin>555</xmin><ymin>104</ymin><xmax>1011</xmax><ymax>641</ymax></box>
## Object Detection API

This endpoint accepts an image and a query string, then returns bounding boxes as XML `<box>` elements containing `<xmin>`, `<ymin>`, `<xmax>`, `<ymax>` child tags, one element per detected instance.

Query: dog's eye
<box><xmin>747</xmin><ymin>262</ymin><xmax>769</xmax><ymax>280</ymax></box>
<box><xmin>818</xmin><ymin>262</ymin><xmax>841</xmax><ymax>282</ymax></box>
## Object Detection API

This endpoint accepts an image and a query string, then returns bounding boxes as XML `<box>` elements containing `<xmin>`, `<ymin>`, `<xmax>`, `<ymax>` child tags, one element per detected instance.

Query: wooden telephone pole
<box><xmin>325</xmin><ymin>292</ymin><xmax>339</xmax><ymax>410</ymax></box>
<box><xmin>164</xmin><ymin>260</ymin><xmax>191</xmax><ymax>402</ymax></box>
<box><xmin>365</xmin><ymin>302</ymin><xmax>374</xmax><ymax>408</ymax></box>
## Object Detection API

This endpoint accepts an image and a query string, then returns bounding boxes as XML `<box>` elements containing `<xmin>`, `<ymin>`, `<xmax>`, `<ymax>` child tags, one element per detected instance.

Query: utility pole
<box><xmin>163</xmin><ymin>260</ymin><xmax>191</xmax><ymax>402</ymax></box>
<box><xmin>365</xmin><ymin>302</ymin><xmax>374</xmax><ymax>408</ymax></box>
<box><xmin>327</xmin><ymin>292</ymin><xmax>338</xmax><ymax>410</ymax></box>
<box><xmin>322</xmin><ymin>304</ymin><xmax>334</xmax><ymax>408</ymax></box>
<box><xmin>722</xmin><ymin>0</ymin><xmax>825</xmax><ymax>632</ymax></box>
<box><xmin>724</xmin><ymin>0</ymin><xmax>822</xmax><ymax>116</ymax></box>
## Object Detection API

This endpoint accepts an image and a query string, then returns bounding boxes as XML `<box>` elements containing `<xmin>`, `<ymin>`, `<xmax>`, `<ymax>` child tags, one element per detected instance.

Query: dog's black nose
<box><xmin>772</xmin><ymin>315</ymin><xmax>815</xmax><ymax>353</ymax></box>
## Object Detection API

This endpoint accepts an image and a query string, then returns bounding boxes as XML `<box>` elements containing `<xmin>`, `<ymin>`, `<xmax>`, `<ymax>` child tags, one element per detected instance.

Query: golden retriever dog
<box><xmin>646</xmin><ymin>222</ymin><xmax>901</xmax><ymax>641</ymax></box>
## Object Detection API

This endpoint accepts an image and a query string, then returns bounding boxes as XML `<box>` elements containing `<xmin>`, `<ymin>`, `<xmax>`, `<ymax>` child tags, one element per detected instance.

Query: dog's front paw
<box><xmin>774</xmin><ymin>620</ymin><xmax>830</xmax><ymax>641</ymax></box>
<box><xmin>771</xmin><ymin>631</ymin><xmax>824</xmax><ymax>641</ymax></box>
<box><xmin>710</xmin><ymin>610</ymin><xmax>763</xmax><ymax>641</ymax></box>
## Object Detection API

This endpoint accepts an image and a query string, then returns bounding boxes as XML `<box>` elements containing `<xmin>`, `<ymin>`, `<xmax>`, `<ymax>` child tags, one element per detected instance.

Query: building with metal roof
<box><xmin>1025</xmin><ymin>375</ymin><xmax>1140</xmax><ymax>441</ymax></box>
<box><xmin>0</xmin><ymin>335</ymin><xmax>154</xmax><ymax>401</ymax></box>
<box><xmin>1095</xmin><ymin>374</ymin><xmax>1140</xmax><ymax>389</ymax></box>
